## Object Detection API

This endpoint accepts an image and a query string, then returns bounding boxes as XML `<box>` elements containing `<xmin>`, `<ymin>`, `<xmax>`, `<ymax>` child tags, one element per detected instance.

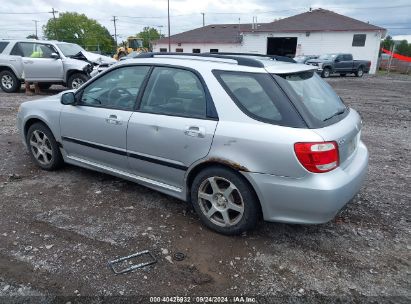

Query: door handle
<box><xmin>105</xmin><ymin>114</ymin><xmax>122</xmax><ymax>125</ymax></box>
<box><xmin>23</xmin><ymin>60</ymin><xmax>34</xmax><ymax>64</ymax></box>
<box><xmin>184</xmin><ymin>126</ymin><xmax>205</xmax><ymax>138</ymax></box>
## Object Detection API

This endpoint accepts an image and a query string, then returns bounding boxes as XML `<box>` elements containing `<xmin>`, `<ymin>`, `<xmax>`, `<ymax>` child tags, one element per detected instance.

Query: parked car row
<box><xmin>0</xmin><ymin>39</ymin><xmax>116</xmax><ymax>92</ymax></box>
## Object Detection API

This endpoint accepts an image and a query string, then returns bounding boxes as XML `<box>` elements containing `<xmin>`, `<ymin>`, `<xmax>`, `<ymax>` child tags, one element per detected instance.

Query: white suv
<box><xmin>0</xmin><ymin>39</ymin><xmax>115</xmax><ymax>92</ymax></box>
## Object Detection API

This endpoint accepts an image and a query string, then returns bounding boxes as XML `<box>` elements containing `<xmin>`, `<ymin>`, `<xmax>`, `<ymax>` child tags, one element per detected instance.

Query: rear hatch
<box><xmin>312</xmin><ymin>110</ymin><xmax>362</xmax><ymax>167</ymax></box>
<box><xmin>268</xmin><ymin>68</ymin><xmax>362</xmax><ymax>168</ymax></box>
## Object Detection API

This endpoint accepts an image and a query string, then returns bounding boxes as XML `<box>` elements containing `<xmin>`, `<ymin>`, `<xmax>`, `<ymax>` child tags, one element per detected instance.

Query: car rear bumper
<box><xmin>242</xmin><ymin>141</ymin><xmax>368</xmax><ymax>224</ymax></box>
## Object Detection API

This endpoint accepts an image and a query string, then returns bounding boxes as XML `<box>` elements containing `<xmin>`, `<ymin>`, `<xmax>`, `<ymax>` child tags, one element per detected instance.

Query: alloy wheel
<box><xmin>71</xmin><ymin>78</ymin><xmax>84</xmax><ymax>89</ymax></box>
<box><xmin>198</xmin><ymin>176</ymin><xmax>245</xmax><ymax>227</ymax></box>
<box><xmin>29</xmin><ymin>130</ymin><xmax>53</xmax><ymax>165</ymax></box>
<box><xmin>1</xmin><ymin>75</ymin><xmax>14</xmax><ymax>90</ymax></box>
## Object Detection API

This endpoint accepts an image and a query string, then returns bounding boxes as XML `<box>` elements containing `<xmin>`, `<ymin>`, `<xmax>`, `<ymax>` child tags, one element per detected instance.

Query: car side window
<box><xmin>218</xmin><ymin>72</ymin><xmax>282</xmax><ymax>122</ymax></box>
<box><xmin>343</xmin><ymin>54</ymin><xmax>352</xmax><ymax>61</ymax></box>
<box><xmin>139</xmin><ymin>67</ymin><xmax>207</xmax><ymax>118</ymax></box>
<box><xmin>0</xmin><ymin>42</ymin><xmax>9</xmax><ymax>53</ymax></box>
<box><xmin>10</xmin><ymin>42</ymin><xmax>56</xmax><ymax>58</ymax></box>
<box><xmin>80</xmin><ymin>66</ymin><xmax>150</xmax><ymax>111</ymax></box>
<box><xmin>10</xmin><ymin>43</ymin><xmax>26</xmax><ymax>57</ymax></box>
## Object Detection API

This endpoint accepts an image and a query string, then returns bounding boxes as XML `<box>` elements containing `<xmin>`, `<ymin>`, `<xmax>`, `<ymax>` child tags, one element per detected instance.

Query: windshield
<box><xmin>56</xmin><ymin>43</ymin><xmax>85</xmax><ymax>57</ymax></box>
<box><xmin>318</xmin><ymin>54</ymin><xmax>337</xmax><ymax>60</ymax></box>
<box><xmin>274</xmin><ymin>71</ymin><xmax>346</xmax><ymax>123</ymax></box>
<box><xmin>128</xmin><ymin>39</ymin><xmax>143</xmax><ymax>49</ymax></box>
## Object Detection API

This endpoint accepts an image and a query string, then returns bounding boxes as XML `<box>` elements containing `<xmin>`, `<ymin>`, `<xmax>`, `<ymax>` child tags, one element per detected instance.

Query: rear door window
<box><xmin>10</xmin><ymin>42</ymin><xmax>56</xmax><ymax>58</ymax></box>
<box><xmin>0</xmin><ymin>42</ymin><xmax>9</xmax><ymax>53</ymax></box>
<box><xmin>213</xmin><ymin>70</ymin><xmax>305</xmax><ymax>128</ymax></box>
<box><xmin>343</xmin><ymin>54</ymin><xmax>352</xmax><ymax>61</ymax></box>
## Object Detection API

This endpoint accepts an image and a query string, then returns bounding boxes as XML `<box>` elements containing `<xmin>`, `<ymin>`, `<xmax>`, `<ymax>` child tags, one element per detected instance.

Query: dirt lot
<box><xmin>0</xmin><ymin>74</ymin><xmax>410</xmax><ymax>302</ymax></box>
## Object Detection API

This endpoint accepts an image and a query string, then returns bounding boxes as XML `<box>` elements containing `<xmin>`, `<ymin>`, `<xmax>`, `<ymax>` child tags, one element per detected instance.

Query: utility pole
<box><xmin>167</xmin><ymin>0</ymin><xmax>171</xmax><ymax>52</ymax></box>
<box><xmin>201</xmin><ymin>12</ymin><xmax>205</xmax><ymax>27</ymax></box>
<box><xmin>32</xmin><ymin>20</ymin><xmax>39</xmax><ymax>39</ymax></box>
<box><xmin>49</xmin><ymin>8</ymin><xmax>58</xmax><ymax>40</ymax></box>
<box><xmin>111</xmin><ymin>16</ymin><xmax>118</xmax><ymax>47</ymax></box>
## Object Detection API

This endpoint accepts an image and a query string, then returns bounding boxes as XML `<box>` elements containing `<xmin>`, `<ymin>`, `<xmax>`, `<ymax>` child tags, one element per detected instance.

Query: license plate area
<box><xmin>347</xmin><ymin>131</ymin><xmax>360</xmax><ymax>157</ymax></box>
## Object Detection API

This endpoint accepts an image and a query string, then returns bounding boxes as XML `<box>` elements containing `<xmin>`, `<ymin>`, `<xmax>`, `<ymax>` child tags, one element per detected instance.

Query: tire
<box><xmin>191</xmin><ymin>166</ymin><xmax>260</xmax><ymax>235</ymax></box>
<box><xmin>321</xmin><ymin>68</ymin><xmax>331</xmax><ymax>78</ymax></box>
<box><xmin>340</xmin><ymin>73</ymin><xmax>346</xmax><ymax>77</ymax></box>
<box><xmin>0</xmin><ymin>70</ymin><xmax>20</xmax><ymax>93</ymax></box>
<box><xmin>26</xmin><ymin>122</ymin><xmax>64</xmax><ymax>171</ymax></box>
<box><xmin>67</xmin><ymin>73</ymin><xmax>89</xmax><ymax>90</ymax></box>
<box><xmin>38</xmin><ymin>83</ymin><xmax>52</xmax><ymax>90</ymax></box>
<box><xmin>355</xmin><ymin>67</ymin><xmax>364</xmax><ymax>77</ymax></box>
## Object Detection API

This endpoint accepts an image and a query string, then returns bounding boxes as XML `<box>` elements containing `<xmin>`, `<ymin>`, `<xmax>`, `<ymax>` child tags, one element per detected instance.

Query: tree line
<box><xmin>27</xmin><ymin>12</ymin><xmax>161</xmax><ymax>55</ymax></box>
<box><xmin>381</xmin><ymin>36</ymin><xmax>411</xmax><ymax>57</ymax></box>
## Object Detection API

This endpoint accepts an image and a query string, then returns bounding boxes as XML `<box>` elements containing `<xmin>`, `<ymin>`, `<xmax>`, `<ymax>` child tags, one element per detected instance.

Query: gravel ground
<box><xmin>0</xmin><ymin>74</ymin><xmax>410</xmax><ymax>302</ymax></box>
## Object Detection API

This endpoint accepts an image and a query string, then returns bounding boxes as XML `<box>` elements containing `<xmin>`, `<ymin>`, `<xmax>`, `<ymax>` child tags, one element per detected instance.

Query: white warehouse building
<box><xmin>153</xmin><ymin>9</ymin><xmax>386</xmax><ymax>74</ymax></box>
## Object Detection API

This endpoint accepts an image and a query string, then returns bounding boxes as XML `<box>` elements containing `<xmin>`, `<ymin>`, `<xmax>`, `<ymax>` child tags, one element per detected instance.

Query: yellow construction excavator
<box><xmin>113</xmin><ymin>36</ymin><xmax>148</xmax><ymax>60</ymax></box>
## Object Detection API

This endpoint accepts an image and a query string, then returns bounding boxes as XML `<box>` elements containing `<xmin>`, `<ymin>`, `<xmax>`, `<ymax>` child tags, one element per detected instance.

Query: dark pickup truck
<box><xmin>306</xmin><ymin>53</ymin><xmax>371</xmax><ymax>78</ymax></box>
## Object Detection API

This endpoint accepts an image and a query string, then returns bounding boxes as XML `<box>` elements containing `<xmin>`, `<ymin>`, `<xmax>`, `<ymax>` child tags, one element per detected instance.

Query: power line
<box><xmin>0</xmin><ymin>11</ymin><xmax>49</xmax><ymax>14</ymax></box>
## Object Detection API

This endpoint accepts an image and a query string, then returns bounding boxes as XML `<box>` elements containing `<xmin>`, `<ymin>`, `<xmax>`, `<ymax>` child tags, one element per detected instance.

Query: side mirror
<box><xmin>50</xmin><ymin>52</ymin><xmax>60</xmax><ymax>59</ymax></box>
<box><xmin>61</xmin><ymin>92</ymin><xmax>76</xmax><ymax>105</ymax></box>
<box><xmin>335</xmin><ymin>58</ymin><xmax>340</xmax><ymax>62</ymax></box>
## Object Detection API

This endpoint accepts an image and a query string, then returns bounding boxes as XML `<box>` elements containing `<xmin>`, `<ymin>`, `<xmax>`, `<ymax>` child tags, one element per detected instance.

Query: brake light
<box><xmin>294</xmin><ymin>142</ymin><xmax>339</xmax><ymax>173</ymax></box>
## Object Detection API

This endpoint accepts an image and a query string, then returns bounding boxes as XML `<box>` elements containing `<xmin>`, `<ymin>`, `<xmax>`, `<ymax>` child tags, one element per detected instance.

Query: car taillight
<box><xmin>294</xmin><ymin>142</ymin><xmax>339</xmax><ymax>173</ymax></box>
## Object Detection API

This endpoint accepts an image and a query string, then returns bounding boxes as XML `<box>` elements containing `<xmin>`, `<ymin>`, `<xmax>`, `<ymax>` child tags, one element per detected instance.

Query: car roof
<box><xmin>1</xmin><ymin>39</ymin><xmax>68</xmax><ymax>45</ymax></box>
<box><xmin>119</xmin><ymin>53</ymin><xmax>316</xmax><ymax>74</ymax></box>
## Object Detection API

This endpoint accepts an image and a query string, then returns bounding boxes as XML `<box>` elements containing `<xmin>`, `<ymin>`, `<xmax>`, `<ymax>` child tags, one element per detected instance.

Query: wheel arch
<box><xmin>23</xmin><ymin>117</ymin><xmax>53</xmax><ymax>141</ymax></box>
<box><xmin>65</xmin><ymin>69</ymin><xmax>86</xmax><ymax>84</ymax></box>
<box><xmin>0</xmin><ymin>65</ymin><xmax>20</xmax><ymax>78</ymax></box>
<box><xmin>185</xmin><ymin>159</ymin><xmax>262</xmax><ymax>216</ymax></box>
<box><xmin>323</xmin><ymin>65</ymin><xmax>332</xmax><ymax>72</ymax></box>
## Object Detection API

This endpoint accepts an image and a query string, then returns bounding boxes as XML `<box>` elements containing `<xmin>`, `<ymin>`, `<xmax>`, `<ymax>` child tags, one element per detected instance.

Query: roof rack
<box><xmin>208</xmin><ymin>52</ymin><xmax>296</xmax><ymax>63</ymax></box>
<box><xmin>135</xmin><ymin>52</ymin><xmax>265</xmax><ymax>68</ymax></box>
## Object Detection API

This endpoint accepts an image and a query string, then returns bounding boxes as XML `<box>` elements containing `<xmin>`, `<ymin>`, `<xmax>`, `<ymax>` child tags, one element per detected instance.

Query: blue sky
<box><xmin>0</xmin><ymin>0</ymin><xmax>410</xmax><ymax>41</ymax></box>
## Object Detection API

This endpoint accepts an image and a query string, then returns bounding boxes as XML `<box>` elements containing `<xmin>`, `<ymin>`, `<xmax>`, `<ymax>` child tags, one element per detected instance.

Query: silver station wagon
<box><xmin>17</xmin><ymin>53</ymin><xmax>368</xmax><ymax>235</ymax></box>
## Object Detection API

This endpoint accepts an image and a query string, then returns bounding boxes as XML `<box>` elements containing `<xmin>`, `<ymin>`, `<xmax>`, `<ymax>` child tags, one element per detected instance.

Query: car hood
<box><xmin>29</xmin><ymin>90</ymin><xmax>73</xmax><ymax>103</ymax></box>
<box><xmin>69</xmin><ymin>51</ymin><xmax>116</xmax><ymax>65</ymax></box>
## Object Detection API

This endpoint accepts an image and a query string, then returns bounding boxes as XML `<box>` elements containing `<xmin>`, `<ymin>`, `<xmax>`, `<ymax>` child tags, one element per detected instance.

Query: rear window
<box><xmin>273</xmin><ymin>71</ymin><xmax>347</xmax><ymax>126</ymax></box>
<box><xmin>0</xmin><ymin>42</ymin><xmax>9</xmax><ymax>53</ymax></box>
<box><xmin>213</xmin><ymin>70</ymin><xmax>305</xmax><ymax>128</ymax></box>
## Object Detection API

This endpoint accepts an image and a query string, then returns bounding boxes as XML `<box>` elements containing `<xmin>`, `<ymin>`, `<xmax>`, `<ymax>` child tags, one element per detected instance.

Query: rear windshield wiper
<box><xmin>323</xmin><ymin>109</ymin><xmax>345</xmax><ymax>122</ymax></box>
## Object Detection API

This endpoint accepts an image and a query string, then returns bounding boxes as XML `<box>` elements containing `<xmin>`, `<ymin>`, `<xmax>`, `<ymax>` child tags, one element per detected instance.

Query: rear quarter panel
<box><xmin>0</xmin><ymin>54</ymin><xmax>24</xmax><ymax>78</ymax></box>
<box><xmin>207</xmin><ymin>121</ymin><xmax>324</xmax><ymax>178</ymax></box>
